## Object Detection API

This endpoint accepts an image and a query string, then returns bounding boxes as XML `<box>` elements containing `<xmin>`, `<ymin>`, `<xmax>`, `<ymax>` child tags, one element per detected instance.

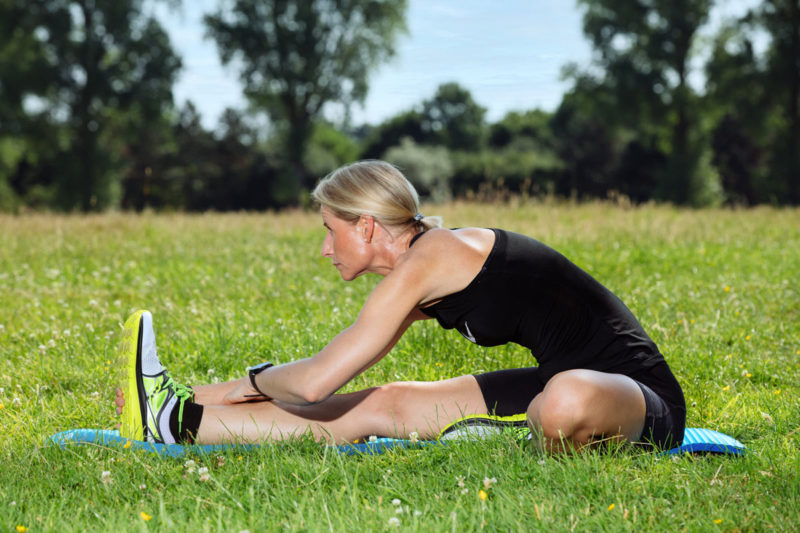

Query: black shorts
<box><xmin>473</xmin><ymin>362</ymin><xmax>686</xmax><ymax>449</ymax></box>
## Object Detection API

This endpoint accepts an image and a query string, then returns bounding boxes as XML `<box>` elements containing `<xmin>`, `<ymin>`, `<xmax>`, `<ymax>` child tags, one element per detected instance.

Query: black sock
<box><xmin>169</xmin><ymin>400</ymin><xmax>204</xmax><ymax>444</ymax></box>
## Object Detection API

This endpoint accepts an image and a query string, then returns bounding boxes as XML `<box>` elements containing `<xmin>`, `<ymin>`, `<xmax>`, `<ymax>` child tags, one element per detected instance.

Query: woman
<box><xmin>117</xmin><ymin>160</ymin><xmax>685</xmax><ymax>451</ymax></box>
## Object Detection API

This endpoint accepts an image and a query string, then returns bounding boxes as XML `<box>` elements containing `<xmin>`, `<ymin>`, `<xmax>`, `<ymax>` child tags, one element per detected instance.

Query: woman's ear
<box><xmin>359</xmin><ymin>215</ymin><xmax>375</xmax><ymax>243</ymax></box>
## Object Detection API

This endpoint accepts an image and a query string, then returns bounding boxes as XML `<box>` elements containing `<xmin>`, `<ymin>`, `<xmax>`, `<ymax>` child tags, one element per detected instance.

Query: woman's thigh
<box><xmin>269</xmin><ymin>374</ymin><xmax>488</xmax><ymax>440</ymax></box>
<box><xmin>527</xmin><ymin>369</ymin><xmax>647</xmax><ymax>444</ymax></box>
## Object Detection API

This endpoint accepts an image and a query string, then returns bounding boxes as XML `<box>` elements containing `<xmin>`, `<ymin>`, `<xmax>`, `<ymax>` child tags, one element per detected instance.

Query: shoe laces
<box><xmin>162</xmin><ymin>375</ymin><xmax>194</xmax><ymax>436</ymax></box>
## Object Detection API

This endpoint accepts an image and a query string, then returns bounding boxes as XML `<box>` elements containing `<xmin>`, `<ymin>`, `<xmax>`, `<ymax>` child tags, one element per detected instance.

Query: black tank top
<box><xmin>413</xmin><ymin>229</ymin><xmax>664</xmax><ymax>381</ymax></box>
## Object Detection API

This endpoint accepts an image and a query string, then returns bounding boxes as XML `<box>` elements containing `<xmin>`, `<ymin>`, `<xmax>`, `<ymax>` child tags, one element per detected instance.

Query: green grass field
<box><xmin>1</xmin><ymin>203</ymin><xmax>798</xmax><ymax>532</ymax></box>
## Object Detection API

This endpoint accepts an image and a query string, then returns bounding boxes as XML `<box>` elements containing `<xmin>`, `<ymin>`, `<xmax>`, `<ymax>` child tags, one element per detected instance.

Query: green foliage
<box><xmin>419</xmin><ymin>82</ymin><xmax>487</xmax><ymax>151</ymax></box>
<box><xmin>451</xmin><ymin>140</ymin><xmax>563</xmax><ymax>200</ymax></box>
<box><xmin>360</xmin><ymin>109</ymin><xmax>426</xmax><ymax>159</ymax></box>
<box><xmin>383</xmin><ymin>138</ymin><xmax>453</xmax><ymax>202</ymax></box>
<box><xmin>573</xmin><ymin>0</ymin><xmax>714</xmax><ymax>205</ymax></box>
<box><xmin>488</xmin><ymin>109</ymin><xmax>553</xmax><ymax>148</ymax></box>
<box><xmin>303</xmin><ymin>122</ymin><xmax>361</xmax><ymax>180</ymax></box>
<box><xmin>205</xmin><ymin>0</ymin><xmax>408</xmax><ymax>191</ymax></box>
<box><xmin>0</xmin><ymin>0</ymin><xmax>181</xmax><ymax>212</ymax></box>
<box><xmin>0</xmin><ymin>206</ymin><xmax>798</xmax><ymax>530</ymax></box>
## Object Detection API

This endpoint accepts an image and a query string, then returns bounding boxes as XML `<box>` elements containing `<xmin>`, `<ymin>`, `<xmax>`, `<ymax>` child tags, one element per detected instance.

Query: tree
<box><xmin>704</xmin><ymin>24</ymin><xmax>768</xmax><ymax>204</ymax></box>
<box><xmin>751</xmin><ymin>0</ymin><xmax>800</xmax><ymax>203</ymax></box>
<box><xmin>704</xmin><ymin>4</ymin><xmax>800</xmax><ymax>204</ymax></box>
<box><xmin>488</xmin><ymin>110</ymin><xmax>553</xmax><ymax>149</ymax></box>
<box><xmin>574</xmin><ymin>0</ymin><xmax>713</xmax><ymax>204</ymax></box>
<box><xmin>360</xmin><ymin>109</ymin><xmax>426</xmax><ymax>159</ymax></box>
<box><xmin>205</xmin><ymin>0</ymin><xmax>408</xmax><ymax>197</ymax></box>
<box><xmin>0</xmin><ymin>0</ymin><xmax>181</xmax><ymax>211</ymax></box>
<box><xmin>419</xmin><ymin>82</ymin><xmax>486</xmax><ymax>151</ymax></box>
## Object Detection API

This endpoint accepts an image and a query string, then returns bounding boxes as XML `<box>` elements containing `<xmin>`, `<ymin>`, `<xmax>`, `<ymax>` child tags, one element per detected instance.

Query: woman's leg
<box><xmin>196</xmin><ymin>375</ymin><xmax>487</xmax><ymax>444</ymax></box>
<box><xmin>118</xmin><ymin>375</ymin><xmax>487</xmax><ymax>445</ymax></box>
<box><xmin>526</xmin><ymin>369</ymin><xmax>646</xmax><ymax>452</ymax></box>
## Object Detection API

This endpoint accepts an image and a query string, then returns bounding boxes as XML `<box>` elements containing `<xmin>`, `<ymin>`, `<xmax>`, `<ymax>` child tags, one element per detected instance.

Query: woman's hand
<box><xmin>221</xmin><ymin>376</ymin><xmax>272</xmax><ymax>404</ymax></box>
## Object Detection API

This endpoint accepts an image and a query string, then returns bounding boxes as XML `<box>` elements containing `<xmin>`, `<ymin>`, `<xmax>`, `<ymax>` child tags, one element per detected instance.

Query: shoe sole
<box><xmin>439</xmin><ymin>413</ymin><xmax>530</xmax><ymax>440</ymax></box>
<box><xmin>119</xmin><ymin>310</ymin><xmax>147</xmax><ymax>441</ymax></box>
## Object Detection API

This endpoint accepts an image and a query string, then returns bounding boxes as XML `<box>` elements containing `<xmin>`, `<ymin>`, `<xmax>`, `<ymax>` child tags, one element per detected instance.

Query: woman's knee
<box><xmin>527</xmin><ymin>370</ymin><xmax>599</xmax><ymax>440</ymax></box>
<box><xmin>367</xmin><ymin>381</ymin><xmax>416</xmax><ymax>428</ymax></box>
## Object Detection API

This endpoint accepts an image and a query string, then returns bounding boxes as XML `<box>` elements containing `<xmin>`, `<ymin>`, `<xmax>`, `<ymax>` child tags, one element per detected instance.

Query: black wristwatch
<box><xmin>246</xmin><ymin>361</ymin><xmax>274</xmax><ymax>398</ymax></box>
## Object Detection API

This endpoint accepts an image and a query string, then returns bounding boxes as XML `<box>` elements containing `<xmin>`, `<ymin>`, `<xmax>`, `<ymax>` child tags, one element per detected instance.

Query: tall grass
<box><xmin>0</xmin><ymin>202</ymin><xmax>798</xmax><ymax>531</ymax></box>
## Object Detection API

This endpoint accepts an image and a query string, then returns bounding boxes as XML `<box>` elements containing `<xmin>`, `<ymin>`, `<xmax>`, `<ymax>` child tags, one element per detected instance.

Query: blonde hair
<box><xmin>311</xmin><ymin>160</ymin><xmax>442</xmax><ymax>234</ymax></box>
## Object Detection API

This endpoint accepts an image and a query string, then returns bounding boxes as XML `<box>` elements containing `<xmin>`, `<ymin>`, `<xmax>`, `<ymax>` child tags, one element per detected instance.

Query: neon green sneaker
<box><xmin>119</xmin><ymin>310</ymin><xmax>193</xmax><ymax>443</ymax></box>
<box><xmin>438</xmin><ymin>413</ymin><xmax>531</xmax><ymax>441</ymax></box>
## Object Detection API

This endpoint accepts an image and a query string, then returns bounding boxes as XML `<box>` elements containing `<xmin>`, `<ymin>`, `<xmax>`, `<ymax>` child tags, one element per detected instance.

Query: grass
<box><xmin>0</xmin><ymin>202</ymin><xmax>798</xmax><ymax>532</ymax></box>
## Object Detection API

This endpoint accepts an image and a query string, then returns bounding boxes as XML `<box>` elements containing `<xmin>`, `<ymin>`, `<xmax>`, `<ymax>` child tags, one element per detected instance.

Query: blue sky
<box><xmin>154</xmin><ymin>0</ymin><xmax>758</xmax><ymax>129</ymax></box>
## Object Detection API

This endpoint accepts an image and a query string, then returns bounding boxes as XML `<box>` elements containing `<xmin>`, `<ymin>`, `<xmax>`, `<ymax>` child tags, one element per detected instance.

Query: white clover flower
<box><xmin>368</xmin><ymin>435</ymin><xmax>378</xmax><ymax>443</ymax></box>
<box><xmin>392</xmin><ymin>498</ymin><xmax>401</xmax><ymax>506</ymax></box>
<box><xmin>395</xmin><ymin>507</ymin><xmax>403</xmax><ymax>514</ymax></box>
<box><xmin>414</xmin><ymin>510</ymin><xmax>422</xmax><ymax>517</ymax></box>
<box><xmin>12</xmin><ymin>397</ymin><xmax>21</xmax><ymax>405</ymax></box>
<box><xmin>139</xmin><ymin>484</ymin><xmax>147</xmax><ymax>490</ymax></box>
<box><xmin>456</xmin><ymin>476</ymin><xmax>465</xmax><ymax>488</ymax></box>
<box><xmin>86</xmin><ymin>323</ymin><xmax>94</xmax><ymax>333</ymax></box>
<box><xmin>198</xmin><ymin>466</ymin><xmax>210</xmax><ymax>482</ymax></box>
<box><xmin>483</xmin><ymin>477</ymin><xmax>497</xmax><ymax>490</ymax></box>
<box><xmin>62</xmin><ymin>329</ymin><xmax>70</xmax><ymax>337</ymax></box>
<box><xmin>409</xmin><ymin>431</ymin><xmax>419</xmax><ymax>443</ymax></box>
<box><xmin>184</xmin><ymin>459</ymin><xmax>196</xmax><ymax>473</ymax></box>
<box><xmin>101</xmin><ymin>471</ymin><xmax>112</xmax><ymax>485</ymax></box>
<box><xmin>47</xmin><ymin>339</ymin><xmax>56</xmax><ymax>348</ymax></box>
<box><xmin>89</xmin><ymin>299</ymin><xmax>98</xmax><ymax>307</ymax></box>
<box><xmin>461</xmin><ymin>488</ymin><xmax>469</xmax><ymax>495</ymax></box>
<box><xmin>388</xmin><ymin>517</ymin><xmax>400</xmax><ymax>527</ymax></box>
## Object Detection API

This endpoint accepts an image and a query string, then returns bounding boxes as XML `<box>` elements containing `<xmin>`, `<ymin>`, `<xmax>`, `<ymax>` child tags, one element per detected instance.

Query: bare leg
<box><xmin>117</xmin><ymin>375</ymin><xmax>487</xmax><ymax>445</ymax></box>
<box><xmin>526</xmin><ymin>369</ymin><xmax>646</xmax><ymax>453</ymax></box>
<box><xmin>197</xmin><ymin>375</ymin><xmax>487</xmax><ymax>444</ymax></box>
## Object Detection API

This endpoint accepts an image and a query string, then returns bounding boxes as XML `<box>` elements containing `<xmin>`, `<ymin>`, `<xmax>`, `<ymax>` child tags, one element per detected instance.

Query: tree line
<box><xmin>1</xmin><ymin>0</ymin><xmax>798</xmax><ymax>212</ymax></box>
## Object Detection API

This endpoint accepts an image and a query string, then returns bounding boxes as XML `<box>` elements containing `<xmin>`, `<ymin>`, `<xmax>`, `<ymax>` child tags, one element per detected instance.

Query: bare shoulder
<box><xmin>405</xmin><ymin>227</ymin><xmax>495</xmax><ymax>254</ymax></box>
<box><xmin>392</xmin><ymin>227</ymin><xmax>496</xmax><ymax>305</ymax></box>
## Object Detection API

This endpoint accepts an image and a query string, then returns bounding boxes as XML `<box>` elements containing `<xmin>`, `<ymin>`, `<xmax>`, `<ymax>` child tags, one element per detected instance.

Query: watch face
<box><xmin>248</xmin><ymin>361</ymin><xmax>273</xmax><ymax>374</ymax></box>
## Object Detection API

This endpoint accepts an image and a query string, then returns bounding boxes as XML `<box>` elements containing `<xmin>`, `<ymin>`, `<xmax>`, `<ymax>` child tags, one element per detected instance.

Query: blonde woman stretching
<box><xmin>116</xmin><ymin>160</ymin><xmax>685</xmax><ymax>451</ymax></box>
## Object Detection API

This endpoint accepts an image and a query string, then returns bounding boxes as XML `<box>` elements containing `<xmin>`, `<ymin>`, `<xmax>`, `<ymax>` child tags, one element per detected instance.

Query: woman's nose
<box><xmin>321</xmin><ymin>233</ymin><xmax>333</xmax><ymax>257</ymax></box>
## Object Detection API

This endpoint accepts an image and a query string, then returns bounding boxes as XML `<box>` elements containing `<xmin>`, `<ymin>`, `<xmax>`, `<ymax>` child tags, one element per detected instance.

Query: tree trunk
<box><xmin>787</xmin><ymin>0</ymin><xmax>800</xmax><ymax>204</ymax></box>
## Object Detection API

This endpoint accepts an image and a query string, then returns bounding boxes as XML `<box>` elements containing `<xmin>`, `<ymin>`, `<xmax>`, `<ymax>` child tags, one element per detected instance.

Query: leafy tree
<box><xmin>205</xmin><ymin>0</ymin><xmax>408</xmax><ymax>197</ymax></box>
<box><xmin>705</xmin><ymin>24</ymin><xmax>768</xmax><ymax>204</ymax></box>
<box><xmin>704</xmin><ymin>3</ymin><xmax>800</xmax><ymax>205</ymax></box>
<box><xmin>574</xmin><ymin>0</ymin><xmax>713</xmax><ymax>204</ymax></box>
<box><xmin>360</xmin><ymin>110</ymin><xmax>426</xmax><ymax>159</ymax></box>
<box><xmin>420</xmin><ymin>82</ymin><xmax>486</xmax><ymax>151</ymax></box>
<box><xmin>384</xmin><ymin>137</ymin><xmax>453</xmax><ymax>202</ymax></box>
<box><xmin>750</xmin><ymin>0</ymin><xmax>800</xmax><ymax>203</ymax></box>
<box><xmin>488</xmin><ymin>110</ymin><xmax>553</xmax><ymax>149</ymax></box>
<box><xmin>0</xmin><ymin>0</ymin><xmax>181</xmax><ymax>211</ymax></box>
<box><xmin>550</xmin><ymin>95</ymin><xmax>621</xmax><ymax>199</ymax></box>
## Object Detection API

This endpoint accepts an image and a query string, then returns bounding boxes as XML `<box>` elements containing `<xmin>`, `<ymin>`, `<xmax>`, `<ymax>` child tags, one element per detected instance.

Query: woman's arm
<box><xmin>258</xmin><ymin>265</ymin><xmax>435</xmax><ymax>404</ymax></box>
<box><xmin>224</xmin><ymin>229</ymin><xmax>488</xmax><ymax>405</ymax></box>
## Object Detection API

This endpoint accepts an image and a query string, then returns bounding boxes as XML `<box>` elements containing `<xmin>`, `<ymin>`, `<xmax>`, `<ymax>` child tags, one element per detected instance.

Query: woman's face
<box><xmin>320</xmin><ymin>206</ymin><xmax>370</xmax><ymax>281</ymax></box>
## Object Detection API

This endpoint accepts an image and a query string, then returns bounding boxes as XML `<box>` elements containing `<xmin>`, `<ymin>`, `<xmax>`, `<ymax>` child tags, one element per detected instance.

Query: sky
<box><xmin>154</xmin><ymin>0</ymin><xmax>759</xmax><ymax>129</ymax></box>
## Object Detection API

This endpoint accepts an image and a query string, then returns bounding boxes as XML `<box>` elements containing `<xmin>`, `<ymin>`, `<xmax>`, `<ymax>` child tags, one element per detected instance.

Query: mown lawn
<box><xmin>0</xmin><ymin>203</ymin><xmax>798</xmax><ymax>532</ymax></box>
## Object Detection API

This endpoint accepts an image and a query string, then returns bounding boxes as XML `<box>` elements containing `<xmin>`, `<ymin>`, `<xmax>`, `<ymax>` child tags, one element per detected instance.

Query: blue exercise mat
<box><xmin>48</xmin><ymin>427</ymin><xmax>744</xmax><ymax>457</ymax></box>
